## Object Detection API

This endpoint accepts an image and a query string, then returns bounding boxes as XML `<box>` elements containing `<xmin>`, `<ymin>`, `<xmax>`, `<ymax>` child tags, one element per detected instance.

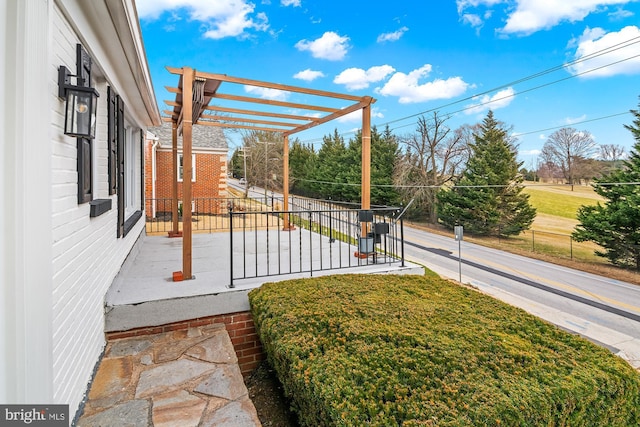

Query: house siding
<box><xmin>50</xmin><ymin>2</ymin><xmax>148</xmax><ymax>416</ymax></box>
<box><xmin>2</xmin><ymin>0</ymin><xmax>158</xmax><ymax>416</ymax></box>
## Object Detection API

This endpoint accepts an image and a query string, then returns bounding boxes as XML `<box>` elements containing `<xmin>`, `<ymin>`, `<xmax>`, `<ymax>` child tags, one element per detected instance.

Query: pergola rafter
<box><xmin>164</xmin><ymin>66</ymin><xmax>375</xmax><ymax>280</ymax></box>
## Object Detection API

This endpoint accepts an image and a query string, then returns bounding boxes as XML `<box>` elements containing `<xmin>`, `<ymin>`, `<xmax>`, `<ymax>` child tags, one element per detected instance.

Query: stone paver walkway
<box><xmin>77</xmin><ymin>324</ymin><xmax>261</xmax><ymax>426</ymax></box>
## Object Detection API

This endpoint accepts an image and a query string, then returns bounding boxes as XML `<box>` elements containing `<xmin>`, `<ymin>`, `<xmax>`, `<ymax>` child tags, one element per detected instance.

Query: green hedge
<box><xmin>249</xmin><ymin>274</ymin><xmax>640</xmax><ymax>426</ymax></box>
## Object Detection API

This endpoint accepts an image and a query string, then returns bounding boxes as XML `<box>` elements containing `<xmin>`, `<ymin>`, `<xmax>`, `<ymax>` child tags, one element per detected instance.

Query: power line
<box><xmin>389</xmin><ymin>51</ymin><xmax>640</xmax><ymax>133</ymax></box>
<box><xmin>292</xmin><ymin>176</ymin><xmax>640</xmax><ymax>190</ymax></box>
<box><xmin>295</xmin><ymin>36</ymin><xmax>640</xmax><ymax>145</ymax></box>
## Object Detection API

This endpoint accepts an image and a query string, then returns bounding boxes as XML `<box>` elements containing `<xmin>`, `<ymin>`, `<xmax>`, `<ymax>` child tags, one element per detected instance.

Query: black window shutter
<box><xmin>77</xmin><ymin>137</ymin><xmax>92</xmax><ymax>204</ymax></box>
<box><xmin>76</xmin><ymin>44</ymin><xmax>93</xmax><ymax>204</ymax></box>
<box><xmin>116</xmin><ymin>95</ymin><xmax>125</xmax><ymax>237</ymax></box>
<box><xmin>107</xmin><ymin>87</ymin><xmax>117</xmax><ymax>195</ymax></box>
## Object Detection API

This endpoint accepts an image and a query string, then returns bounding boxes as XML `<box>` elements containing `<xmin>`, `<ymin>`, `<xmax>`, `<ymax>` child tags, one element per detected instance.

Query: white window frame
<box><xmin>123</xmin><ymin>126</ymin><xmax>138</xmax><ymax>217</ymax></box>
<box><xmin>178</xmin><ymin>153</ymin><xmax>196</xmax><ymax>182</ymax></box>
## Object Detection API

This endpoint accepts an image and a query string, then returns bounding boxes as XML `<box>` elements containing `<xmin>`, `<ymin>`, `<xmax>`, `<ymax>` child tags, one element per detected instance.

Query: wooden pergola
<box><xmin>163</xmin><ymin>66</ymin><xmax>376</xmax><ymax>279</ymax></box>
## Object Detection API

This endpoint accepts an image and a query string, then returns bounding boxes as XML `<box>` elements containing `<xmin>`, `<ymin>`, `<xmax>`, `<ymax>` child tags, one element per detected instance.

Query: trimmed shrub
<box><xmin>249</xmin><ymin>274</ymin><xmax>640</xmax><ymax>426</ymax></box>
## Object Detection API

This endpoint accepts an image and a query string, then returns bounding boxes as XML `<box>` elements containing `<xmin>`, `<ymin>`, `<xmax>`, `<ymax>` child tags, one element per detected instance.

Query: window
<box><xmin>107</xmin><ymin>86</ymin><xmax>142</xmax><ymax>237</ymax></box>
<box><xmin>178</xmin><ymin>154</ymin><xmax>196</xmax><ymax>182</ymax></box>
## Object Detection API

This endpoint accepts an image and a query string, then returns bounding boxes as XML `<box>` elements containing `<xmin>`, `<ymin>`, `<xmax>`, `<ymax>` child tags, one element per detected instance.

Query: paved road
<box><xmin>229</xmin><ymin>179</ymin><xmax>640</xmax><ymax>367</ymax></box>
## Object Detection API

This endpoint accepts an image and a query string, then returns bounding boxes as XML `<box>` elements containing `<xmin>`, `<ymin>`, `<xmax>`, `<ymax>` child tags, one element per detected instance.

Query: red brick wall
<box><xmin>105</xmin><ymin>311</ymin><xmax>264</xmax><ymax>376</ymax></box>
<box><xmin>152</xmin><ymin>149</ymin><xmax>228</xmax><ymax>215</ymax></box>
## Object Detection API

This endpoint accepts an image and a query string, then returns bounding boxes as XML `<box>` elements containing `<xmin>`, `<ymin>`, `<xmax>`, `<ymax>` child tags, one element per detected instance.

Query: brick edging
<box><xmin>105</xmin><ymin>311</ymin><xmax>264</xmax><ymax>376</ymax></box>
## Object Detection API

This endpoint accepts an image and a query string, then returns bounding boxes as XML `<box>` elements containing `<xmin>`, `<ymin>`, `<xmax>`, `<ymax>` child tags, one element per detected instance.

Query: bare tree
<box><xmin>394</xmin><ymin>112</ymin><xmax>468</xmax><ymax>223</ymax></box>
<box><xmin>242</xmin><ymin>131</ymin><xmax>283</xmax><ymax>196</ymax></box>
<box><xmin>599</xmin><ymin>143</ymin><xmax>626</xmax><ymax>162</ymax></box>
<box><xmin>540</xmin><ymin>127</ymin><xmax>597</xmax><ymax>190</ymax></box>
<box><xmin>599</xmin><ymin>143</ymin><xmax>626</xmax><ymax>174</ymax></box>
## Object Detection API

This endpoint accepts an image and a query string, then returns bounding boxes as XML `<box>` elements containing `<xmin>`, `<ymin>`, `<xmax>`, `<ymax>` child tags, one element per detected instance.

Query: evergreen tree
<box><xmin>437</xmin><ymin>111</ymin><xmax>536</xmax><ymax>236</ymax></box>
<box><xmin>348</xmin><ymin>126</ymin><xmax>401</xmax><ymax>205</ymax></box>
<box><xmin>572</xmin><ymin>101</ymin><xmax>640</xmax><ymax>269</ymax></box>
<box><xmin>307</xmin><ymin>129</ymin><xmax>352</xmax><ymax>200</ymax></box>
<box><xmin>288</xmin><ymin>139</ymin><xmax>316</xmax><ymax>196</ymax></box>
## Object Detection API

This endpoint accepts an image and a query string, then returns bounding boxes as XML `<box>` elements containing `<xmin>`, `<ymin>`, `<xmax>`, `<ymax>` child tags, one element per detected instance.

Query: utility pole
<box><xmin>256</xmin><ymin>141</ymin><xmax>275</xmax><ymax>200</ymax></box>
<box><xmin>239</xmin><ymin>147</ymin><xmax>249</xmax><ymax>196</ymax></box>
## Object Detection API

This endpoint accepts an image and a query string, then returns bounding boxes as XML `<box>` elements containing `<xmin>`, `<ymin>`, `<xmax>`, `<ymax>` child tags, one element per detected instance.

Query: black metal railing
<box><xmin>228</xmin><ymin>205</ymin><xmax>405</xmax><ymax>287</ymax></box>
<box><xmin>145</xmin><ymin>197</ymin><xmax>278</xmax><ymax>234</ymax></box>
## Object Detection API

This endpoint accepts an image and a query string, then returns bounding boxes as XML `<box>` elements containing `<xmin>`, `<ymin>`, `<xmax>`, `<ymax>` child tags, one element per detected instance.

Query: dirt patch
<box><xmin>245</xmin><ymin>361</ymin><xmax>299</xmax><ymax>427</ymax></box>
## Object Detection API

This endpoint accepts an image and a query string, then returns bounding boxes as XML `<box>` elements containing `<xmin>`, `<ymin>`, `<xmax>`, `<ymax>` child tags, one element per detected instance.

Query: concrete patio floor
<box><xmin>105</xmin><ymin>231</ymin><xmax>423</xmax><ymax>332</ymax></box>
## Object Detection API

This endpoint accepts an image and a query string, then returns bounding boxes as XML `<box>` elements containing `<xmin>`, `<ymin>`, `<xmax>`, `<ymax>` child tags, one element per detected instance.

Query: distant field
<box><xmin>523</xmin><ymin>183</ymin><xmax>603</xmax><ymax>220</ymax></box>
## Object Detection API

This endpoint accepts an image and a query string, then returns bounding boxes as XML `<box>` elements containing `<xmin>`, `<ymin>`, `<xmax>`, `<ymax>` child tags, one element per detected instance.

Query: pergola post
<box><xmin>182</xmin><ymin>67</ymin><xmax>194</xmax><ymax>279</ymax></box>
<box><xmin>282</xmin><ymin>134</ymin><xmax>293</xmax><ymax>230</ymax></box>
<box><xmin>361</xmin><ymin>102</ymin><xmax>371</xmax><ymax>211</ymax></box>
<box><xmin>170</xmin><ymin>121</ymin><xmax>179</xmax><ymax>236</ymax></box>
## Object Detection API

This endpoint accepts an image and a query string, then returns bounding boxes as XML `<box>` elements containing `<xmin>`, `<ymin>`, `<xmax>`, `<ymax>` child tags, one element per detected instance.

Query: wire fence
<box><xmin>490</xmin><ymin>228</ymin><xmax>604</xmax><ymax>264</ymax></box>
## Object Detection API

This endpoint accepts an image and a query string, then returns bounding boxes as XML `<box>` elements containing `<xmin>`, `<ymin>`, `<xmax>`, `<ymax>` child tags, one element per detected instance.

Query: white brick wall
<box><xmin>50</xmin><ymin>3</ymin><xmax>147</xmax><ymax>416</ymax></box>
<box><xmin>2</xmin><ymin>0</ymin><xmax>157</xmax><ymax>417</ymax></box>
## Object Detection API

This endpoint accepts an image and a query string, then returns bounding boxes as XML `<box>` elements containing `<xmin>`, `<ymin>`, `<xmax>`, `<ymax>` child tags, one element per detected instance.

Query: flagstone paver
<box><xmin>78</xmin><ymin>399</ymin><xmax>150</xmax><ymax>427</ymax></box>
<box><xmin>77</xmin><ymin>325</ymin><xmax>261</xmax><ymax>426</ymax></box>
<box><xmin>199</xmin><ymin>398</ymin><xmax>261</xmax><ymax>427</ymax></box>
<box><xmin>195</xmin><ymin>364</ymin><xmax>247</xmax><ymax>400</ymax></box>
<box><xmin>135</xmin><ymin>358</ymin><xmax>216</xmax><ymax>398</ymax></box>
<box><xmin>151</xmin><ymin>390</ymin><xmax>206</xmax><ymax>427</ymax></box>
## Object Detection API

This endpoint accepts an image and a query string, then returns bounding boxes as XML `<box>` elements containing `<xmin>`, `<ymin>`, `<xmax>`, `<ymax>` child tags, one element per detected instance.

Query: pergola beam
<box><xmin>164</xmin><ymin>65</ymin><xmax>376</xmax><ymax>282</ymax></box>
<box><xmin>212</xmin><ymin>93</ymin><xmax>339</xmax><ymax>113</ymax></box>
<box><xmin>197</xmin><ymin>121</ymin><xmax>289</xmax><ymax>133</ymax></box>
<box><xmin>205</xmin><ymin>105</ymin><xmax>319</xmax><ymax>122</ymax></box>
<box><xmin>200</xmin><ymin>113</ymin><xmax>300</xmax><ymax>128</ymax></box>
<box><xmin>167</xmin><ymin>66</ymin><xmax>364</xmax><ymax>102</ymax></box>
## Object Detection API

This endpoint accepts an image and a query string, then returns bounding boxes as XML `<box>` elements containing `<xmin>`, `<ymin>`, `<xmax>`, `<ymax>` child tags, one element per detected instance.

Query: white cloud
<box><xmin>461</xmin><ymin>13</ymin><xmax>483</xmax><ymax>28</ymax></box>
<box><xmin>456</xmin><ymin>0</ymin><xmax>635</xmax><ymax>36</ymax></box>
<box><xmin>293</xmin><ymin>69</ymin><xmax>325</xmax><ymax>81</ymax></box>
<box><xmin>334</xmin><ymin>65</ymin><xmax>395</xmax><ymax>91</ymax></box>
<box><xmin>464</xmin><ymin>87</ymin><xmax>516</xmax><ymax>115</ymax></box>
<box><xmin>456</xmin><ymin>0</ymin><xmax>503</xmax><ymax>15</ymax></box>
<box><xmin>566</xmin><ymin>26</ymin><xmax>640</xmax><ymax>78</ymax></box>
<box><xmin>539</xmin><ymin>134</ymin><xmax>547</xmax><ymax>140</ymax></box>
<box><xmin>336</xmin><ymin>108</ymin><xmax>384</xmax><ymax>123</ymax></box>
<box><xmin>136</xmin><ymin>0</ymin><xmax>269</xmax><ymax>39</ymax></box>
<box><xmin>377</xmin><ymin>27</ymin><xmax>409</xmax><ymax>43</ymax></box>
<box><xmin>501</xmin><ymin>0</ymin><xmax>631</xmax><ymax>36</ymax></box>
<box><xmin>609</xmin><ymin>7</ymin><xmax>634</xmax><ymax>20</ymax></box>
<box><xmin>521</xmin><ymin>149</ymin><xmax>542</xmax><ymax>156</ymax></box>
<box><xmin>281</xmin><ymin>0</ymin><xmax>301</xmax><ymax>6</ymax></box>
<box><xmin>295</xmin><ymin>32</ymin><xmax>350</xmax><ymax>61</ymax></box>
<box><xmin>376</xmin><ymin>65</ymin><xmax>470</xmax><ymax>104</ymax></box>
<box><xmin>456</xmin><ymin>0</ymin><xmax>503</xmax><ymax>29</ymax></box>
<box><xmin>244</xmin><ymin>86</ymin><xmax>289</xmax><ymax>101</ymax></box>
<box><xmin>564</xmin><ymin>114</ymin><xmax>587</xmax><ymax>125</ymax></box>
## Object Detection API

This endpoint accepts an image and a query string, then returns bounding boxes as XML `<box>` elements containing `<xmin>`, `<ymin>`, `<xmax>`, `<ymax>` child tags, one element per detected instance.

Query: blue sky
<box><xmin>137</xmin><ymin>0</ymin><xmax>640</xmax><ymax>168</ymax></box>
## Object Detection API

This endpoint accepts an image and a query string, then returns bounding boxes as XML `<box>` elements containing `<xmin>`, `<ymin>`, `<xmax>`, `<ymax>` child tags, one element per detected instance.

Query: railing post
<box><xmin>400</xmin><ymin>217</ymin><xmax>405</xmax><ymax>267</ymax></box>
<box><xmin>309</xmin><ymin>209</ymin><xmax>313</xmax><ymax>277</ymax></box>
<box><xmin>229</xmin><ymin>205</ymin><xmax>234</xmax><ymax>288</ymax></box>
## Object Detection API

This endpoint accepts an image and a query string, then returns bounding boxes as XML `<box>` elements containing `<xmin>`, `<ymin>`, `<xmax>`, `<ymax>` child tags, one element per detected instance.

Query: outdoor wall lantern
<box><xmin>58</xmin><ymin>44</ymin><xmax>99</xmax><ymax>139</ymax></box>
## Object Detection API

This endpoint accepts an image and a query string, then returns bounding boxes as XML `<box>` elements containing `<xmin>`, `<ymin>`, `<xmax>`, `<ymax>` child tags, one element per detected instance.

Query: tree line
<box><xmin>229</xmin><ymin>100</ymin><xmax>640</xmax><ymax>269</ymax></box>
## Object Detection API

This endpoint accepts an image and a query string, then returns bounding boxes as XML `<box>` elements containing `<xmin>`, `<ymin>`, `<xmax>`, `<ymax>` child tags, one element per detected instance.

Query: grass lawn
<box><xmin>523</xmin><ymin>184</ymin><xmax>602</xmax><ymax>220</ymax></box>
